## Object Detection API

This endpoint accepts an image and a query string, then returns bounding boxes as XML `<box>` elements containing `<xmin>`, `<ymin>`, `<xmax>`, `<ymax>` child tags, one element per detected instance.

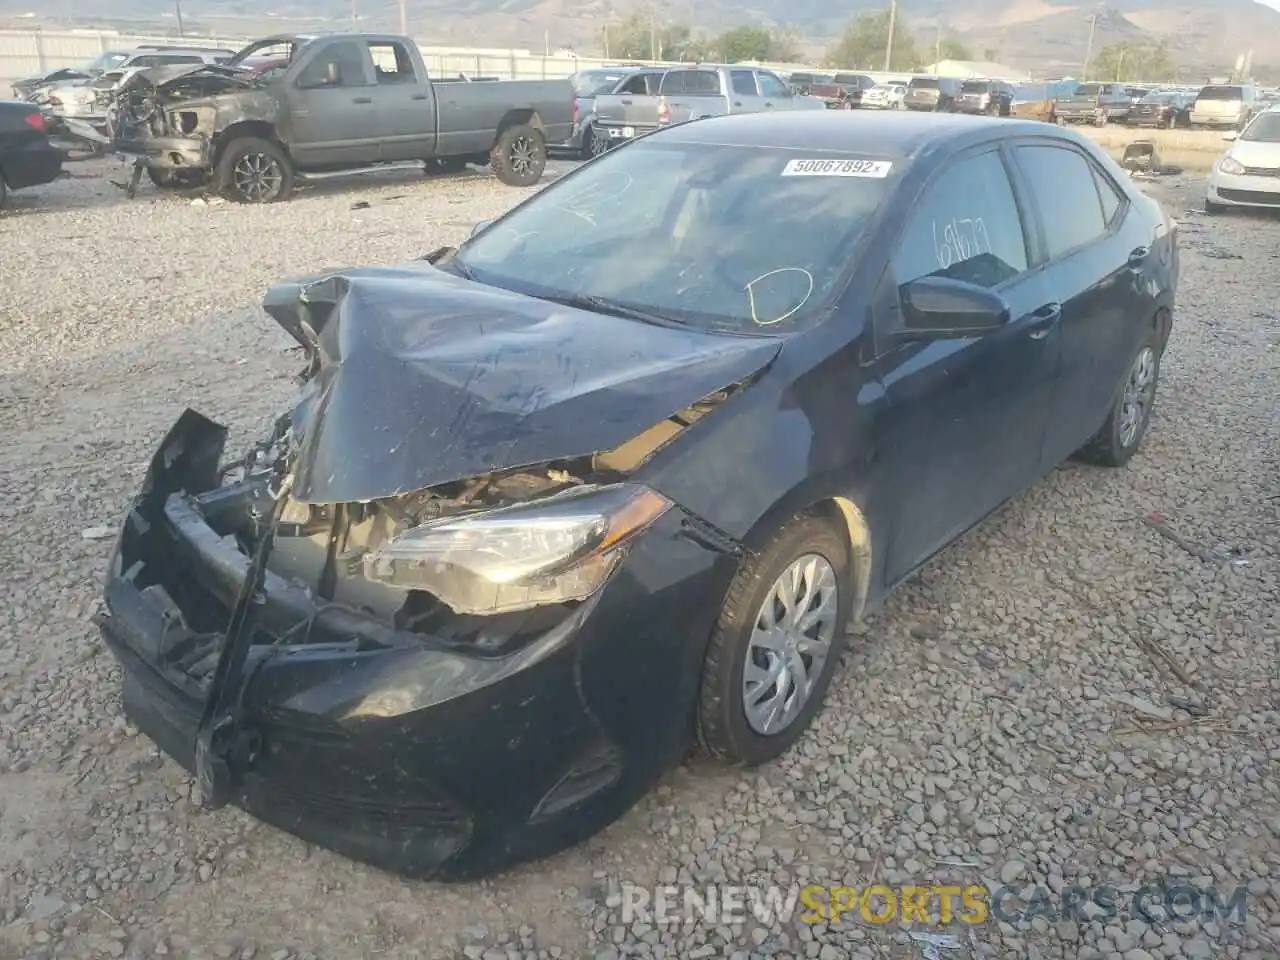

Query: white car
<box><xmin>37</xmin><ymin>48</ymin><xmax>234</xmax><ymax>130</ymax></box>
<box><xmin>1206</xmin><ymin>104</ymin><xmax>1280</xmax><ymax>213</ymax></box>
<box><xmin>860</xmin><ymin>83</ymin><xmax>907</xmax><ymax>110</ymax></box>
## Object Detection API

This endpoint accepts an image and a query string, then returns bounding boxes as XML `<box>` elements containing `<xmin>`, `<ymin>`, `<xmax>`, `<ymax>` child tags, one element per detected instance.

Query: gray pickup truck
<box><xmin>93</xmin><ymin>33</ymin><xmax>572</xmax><ymax>202</ymax></box>
<box><xmin>592</xmin><ymin>64</ymin><xmax>824</xmax><ymax>145</ymax></box>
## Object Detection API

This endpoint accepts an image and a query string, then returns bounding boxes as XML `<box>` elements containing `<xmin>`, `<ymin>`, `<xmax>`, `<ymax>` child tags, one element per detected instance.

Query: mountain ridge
<box><xmin>1</xmin><ymin>0</ymin><xmax>1275</xmax><ymax>76</ymax></box>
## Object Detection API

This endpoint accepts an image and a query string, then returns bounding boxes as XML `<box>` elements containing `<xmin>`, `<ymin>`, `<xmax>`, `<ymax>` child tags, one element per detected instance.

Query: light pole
<box><xmin>399</xmin><ymin>0</ymin><xmax>408</xmax><ymax>36</ymax></box>
<box><xmin>1082</xmin><ymin>12</ymin><xmax>1098</xmax><ymax>80</ymax></box>
<box><xmin>884</xmin><ymin>0</ymin><xmax>897</xmax><ymax>71</ymax></box>
<box><xmin>174</xmin><ymin>0</ymin><xmax>184</xmax><ymax>36</ymax></box>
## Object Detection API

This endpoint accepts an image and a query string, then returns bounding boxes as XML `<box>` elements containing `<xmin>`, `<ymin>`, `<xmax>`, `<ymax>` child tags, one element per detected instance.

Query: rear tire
<box><xmin>697</xmin><ymin>513</ymin><xmax>851</xmax><ymax>766</ymax></box>
<box><xmin>215</xmin><ymin>136</ymin><xmax>293</xmax><ymax>204</ymax></box>
<box><xmin>490</xmin><ymin>123</ymin><xmax>546</xmax><ymax>187</ymax></box>
<box><xmin>0</xmin><ymin>174</ymin><xmax>7</xmax><ymax>210</ymax></box>
<box><xmin>1076</xmin><ymin>332</ymin><xmax>1160</xmax><ymax>467</ymax></box>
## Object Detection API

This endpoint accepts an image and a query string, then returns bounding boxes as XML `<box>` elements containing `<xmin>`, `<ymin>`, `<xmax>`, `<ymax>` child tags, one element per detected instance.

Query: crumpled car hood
<box><xmin>117</xmin><ymin>63</ymin><xmax>258</xmax><ymax>95</ymax></box>
<box><xmin>261</xmin><ymin>261</ymin><xmax>781</xmax><ymax>504</ymax></box>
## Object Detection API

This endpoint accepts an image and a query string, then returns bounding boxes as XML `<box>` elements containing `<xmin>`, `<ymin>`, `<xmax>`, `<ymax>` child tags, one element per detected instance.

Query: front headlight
<box><xmin>1219</xmin><ymin>156</ymin><xmax>1246</xmax><ymax>175</ymax></box>
<box><xmin>363</xmin><ymin>483</ymin><xmax>672</xmax><ymax>615</ymax></box>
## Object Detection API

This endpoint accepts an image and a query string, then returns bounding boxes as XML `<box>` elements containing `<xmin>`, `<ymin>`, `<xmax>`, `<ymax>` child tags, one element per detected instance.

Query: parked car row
<box><xmin>580</xmin><ymin>64</ymin><xmax>826</xmax><ymax>150</ymax></box>
<box><xmin>2</xmin><ymin>32</ymin><xmax>575</xmax><ymax>208</ymax></box>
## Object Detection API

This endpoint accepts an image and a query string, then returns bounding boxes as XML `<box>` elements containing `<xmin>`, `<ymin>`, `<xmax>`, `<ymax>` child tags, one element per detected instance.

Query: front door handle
<box><xmin>1128</xmin><ymin>246</ymin><xmax>1150</xmax><ymax>268</ymax></box>
<box><xmin>733</xmin><ymin>100</ymin><xmax>743</xmax><ymax>107</ymax></box>
<box><xmin>1026</xmin><ymin>302</ymin><xmax>1062</xmax><ymax>340</ymax></box>
<box><xmin>411</xmin><ymin>93</ymin><xmax>428</xmax><ymax>100</ymax></box>
<box><xmin>352</xmin><ymin>97</ymin><xmax>373</xmax><ymax>104</ymax></box>
<box><xmin>621</xmin><ymin>98</ymin><xmax>633</xmax><ymax>104</ymax></box>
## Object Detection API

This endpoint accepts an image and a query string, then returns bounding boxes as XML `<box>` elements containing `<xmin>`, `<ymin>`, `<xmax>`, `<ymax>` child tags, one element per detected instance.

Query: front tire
<box><xmin>1077</xmin><ymin>333</ymin><xmax>1160</xmax><ymax>467</ymax></box>
<box><xmin>697</xmin><ymin>513</ymin><xmax>851</xmax><ymax>766</ymax></box>
<box><xmin>215</xmin><ymin>136</ymin><xmax>293</xmax><ymax>204</ymax></box>
<box><xmin>1205</xmin><ymin>198</ymin><xmax>1225</xmax><ymax>214</ymax></box>
<box><xmin>490</xmin><ymin>123</ymin><xmax>546</xmax><ymax>187</ymax></box>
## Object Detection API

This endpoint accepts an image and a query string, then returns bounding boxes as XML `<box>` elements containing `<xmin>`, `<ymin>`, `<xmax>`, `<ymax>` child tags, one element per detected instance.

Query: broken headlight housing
<box><xmin>363</xmin><ymin>484</ymin><xmax>671</xmax><ymax>615</ymax></box>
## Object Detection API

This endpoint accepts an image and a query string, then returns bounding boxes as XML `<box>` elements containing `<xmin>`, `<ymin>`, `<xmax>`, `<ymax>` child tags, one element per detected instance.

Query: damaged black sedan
<box><xmin>98</xmin><ymin>112</ymin><xmax>1178</xmax><ymax>879</ymax></box>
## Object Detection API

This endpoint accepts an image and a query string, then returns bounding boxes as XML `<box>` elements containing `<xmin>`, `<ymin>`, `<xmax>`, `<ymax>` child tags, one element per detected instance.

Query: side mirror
<box><xmin>1222</xmin><ymin>131</ymin><xmax>1238</xmax><ymax>141</ymax></box>
<box><xmin>470</xmin><ymin>220</ymin><xmax>493</xmax><ymax>237</ymax></box>
<box><xmin>324</xmin><ymin>60</ymin><xmax>342</xmax><ymax>86</ymax></box>
<box><xmin>898</xmin><ymin>276</ymin><xmax>1011</xmax><ymax>340</ymax></box>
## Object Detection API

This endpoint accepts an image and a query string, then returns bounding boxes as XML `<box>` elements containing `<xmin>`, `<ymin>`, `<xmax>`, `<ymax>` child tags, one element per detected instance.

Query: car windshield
<box><xmin>1199</xmin><ymin>86</ymin><xmax>1242</xmax><ymax>100</ymax></box>
<box><xmin>1241</xmin><ymin>113</ymin><xmax>1280</xmax><ymax>141</ymax></box>
<box><xmin>960</xmin><ymin>81</ymin><xmax>990</xmax><ymax>93</ymax></box>
<box><xmin>574</xmin><ymin>71</ymin><xmax>629</xmax><ymax>96</ymax></box>
<box><xmin>451</xmin><ymin>140</ymin><xmax>894</xmax><ymax>333</ymax></box>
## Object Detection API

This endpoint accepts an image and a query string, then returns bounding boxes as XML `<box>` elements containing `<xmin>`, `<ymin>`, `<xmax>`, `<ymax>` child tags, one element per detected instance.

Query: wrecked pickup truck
<box><xmin>94</xmin><ymin>33</ymin><xmax>572</xmax><ymax>201</ymax></box>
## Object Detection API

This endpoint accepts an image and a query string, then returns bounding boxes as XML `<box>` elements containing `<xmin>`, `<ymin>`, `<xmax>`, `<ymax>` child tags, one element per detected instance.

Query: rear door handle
<box><xmin>733</xmin><ymin>100</ymin><xmax>742</xmax><ymax>107</ymax></box>
<box><xmin>1027</xmin><ymin>302</ymin><xmax>1062</xmax><ymax>339</ymax></box>
<box><xmin>1128</xmin><ymin>246</ymin><xmax>1150</xmax><ymax>268</ymax></box>
<box><xmin>621</xmin><ymin>98</ymin><xmax>633</xmax><ymax>104</ymax></box>
<box><xmin>411</xmin><ymin>93</ymin><xmax>428</xmax><ymax>100</ymax></box>
<box><xmin>352</xmin><ymin>97</ymin><xmax>373</xmax><ymax>104</ymax></box>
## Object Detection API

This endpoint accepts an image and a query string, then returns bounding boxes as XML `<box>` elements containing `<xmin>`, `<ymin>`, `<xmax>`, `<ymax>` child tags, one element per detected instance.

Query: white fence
<box><xmin>0</xmin><ymin>27</ymin><xmax>813</xmax><ymax>85</ymax></box>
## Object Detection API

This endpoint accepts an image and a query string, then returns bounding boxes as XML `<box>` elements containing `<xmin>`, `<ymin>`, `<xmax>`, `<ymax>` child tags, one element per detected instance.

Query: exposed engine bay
<box><xmin>198</xmin><ymin>377</ymin><xmax>735</xmax><ymax>650</ymax></box>
<box><xmin>107</xmin><ymin>66</ymin><xmax>262</xmax><ymax>143</ymax></box>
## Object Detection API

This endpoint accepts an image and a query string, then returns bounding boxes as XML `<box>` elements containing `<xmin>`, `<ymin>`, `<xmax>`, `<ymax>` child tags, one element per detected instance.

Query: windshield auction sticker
<box><xmin>781</xmin><ymin>158</ymin><xmax>893</xmax><ymax>177</ymax></box>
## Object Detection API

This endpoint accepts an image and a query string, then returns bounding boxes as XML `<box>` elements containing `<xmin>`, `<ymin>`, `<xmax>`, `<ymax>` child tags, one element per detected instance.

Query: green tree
<box><xmin>1089</xmin><ymin>40</ymin><xmax>1177</xmax><ymax>82</ymax></box>
<box><xmin>604</xmin><ymin>14</ymin><xmax>698</xmax><ymax>61</ymax></box>
<box><xmin>823</xmin><ymin>11</ymin><xmax>920</xmax><ymax>72</ymax></box>
<box><xmin>714</xmin><ymin>24</ymin><xmax>801</xmax><ymax>62</ymax></box>
<box><xmin>936</xmin><ymin>36</ymin><xmax>973</xmax><ymax>62</ymax></box>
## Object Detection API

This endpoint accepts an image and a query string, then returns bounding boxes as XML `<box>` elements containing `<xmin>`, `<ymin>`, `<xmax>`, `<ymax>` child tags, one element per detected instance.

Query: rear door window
<box><xmin>366</xmin><ymin>41</ymin><xmax>416</xmax><ymax>83</ymax></box>
<box><xmin>892</xmin><ymin>148</ymin><xmax>1029</xmax><ymax>291</ymax></box>
<box><xmin>1015</xmin><ymin>144</ymin><xmax>1108</xmax><ymax>259</ymax></box>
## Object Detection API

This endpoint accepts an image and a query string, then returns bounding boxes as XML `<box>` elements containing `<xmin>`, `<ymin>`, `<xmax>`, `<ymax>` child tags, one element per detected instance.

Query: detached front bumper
<box><xmin>116</xmin><ymin>135</ymin><xmax>210</xmax><ymax>171</ymax></box>
<box><xmin>98</xmin><ymin>411</ymin><xmax>737</xmax><ymax>879</ymax></box>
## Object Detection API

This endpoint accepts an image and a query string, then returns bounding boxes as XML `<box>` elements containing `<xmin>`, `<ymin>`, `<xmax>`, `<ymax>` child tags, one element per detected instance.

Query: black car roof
<box><xmin>652</xmin><ymin>111</ymin><xmax>1069</xmax><ymax>160</ymax></box>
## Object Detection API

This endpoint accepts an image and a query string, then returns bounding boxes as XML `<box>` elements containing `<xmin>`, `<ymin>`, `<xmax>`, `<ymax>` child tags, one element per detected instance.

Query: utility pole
<box><xmin>602</xmin><ymin>24</ymin><xmax>610</xmax><ymax>59</ymax></box>
<box><xmin>884</xmin><ymin>0</ymin><xmax>897</xmax><ymax>71</ymax></box>
<box><xmin>350</xmin><ymin>0</ymin><xmax>357</xmax><ymax>26</ymax></box>
<box><xmin>649</xmin><ymin>7</ymin><xmax>657</xmax><ymax>61</ymax></box>
<box><xmin>1082</xmin><ymin>12</ymin><xmax>1097</xmax><ymax>80</ymax></box>
<box><xmin>399</xmin><ymin>0</ymin><xmax>407</xmax><ymax>36</ymax></box>
<box><xmin>935</xmin><ymin>18</ymin><xmax>941</xmax><ymax>68</ymax></box>
<box><xmin>174</xmin><ymin>0</ymin><xmax>184</xmax><ymax>36</ymax></box>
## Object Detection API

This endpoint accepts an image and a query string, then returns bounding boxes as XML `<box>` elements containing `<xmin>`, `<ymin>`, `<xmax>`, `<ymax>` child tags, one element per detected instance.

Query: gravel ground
<box><xmin>0</xmin><ymin>163</ymin><xmax>1276</xmax><ymax>960</ymax></box>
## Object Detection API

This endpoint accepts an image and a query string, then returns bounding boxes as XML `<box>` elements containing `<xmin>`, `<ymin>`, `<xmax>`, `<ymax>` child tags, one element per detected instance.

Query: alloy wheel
<box><xmin>742</xmin><ymin>554</ymin><xmax>839</xmax><ymax>736</ymax></box>
<box><xmin>232</xmin><ymin>152</ymin><xmax>282</xmax><ymax>202</ymax></box>
<box><xmin>509</xmin><ymin>136</ymin><xmax>538</xmax><ymax>177</ymax></box>
<box><xmin>1119</xmin><ymin>346</ymin><xmax>1156</xmax><ymax>447</ymax></box>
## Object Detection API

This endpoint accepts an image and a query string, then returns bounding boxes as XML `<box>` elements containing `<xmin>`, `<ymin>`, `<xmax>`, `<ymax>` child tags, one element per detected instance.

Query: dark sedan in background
<box><xmin>0</xmin><ymin>100</ymin><xmax>63</xmax><ymax>208</ymax></box>
<box><xmin>1127</xmin><ymin>90</ymin><xmax>1194</xmax><ymax>128</ymax></box>
<box><xmin>98</xmin><ymin>111</ymin><xmax>1178</xmax><ymax>881</ymax></box>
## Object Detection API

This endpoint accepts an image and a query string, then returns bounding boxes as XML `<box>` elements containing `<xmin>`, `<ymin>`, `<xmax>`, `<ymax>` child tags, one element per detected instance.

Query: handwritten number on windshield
<box><xmin>932</xmin><ymin>217</ymin><xmax>992</xmax><ymax>270</ymax></box>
